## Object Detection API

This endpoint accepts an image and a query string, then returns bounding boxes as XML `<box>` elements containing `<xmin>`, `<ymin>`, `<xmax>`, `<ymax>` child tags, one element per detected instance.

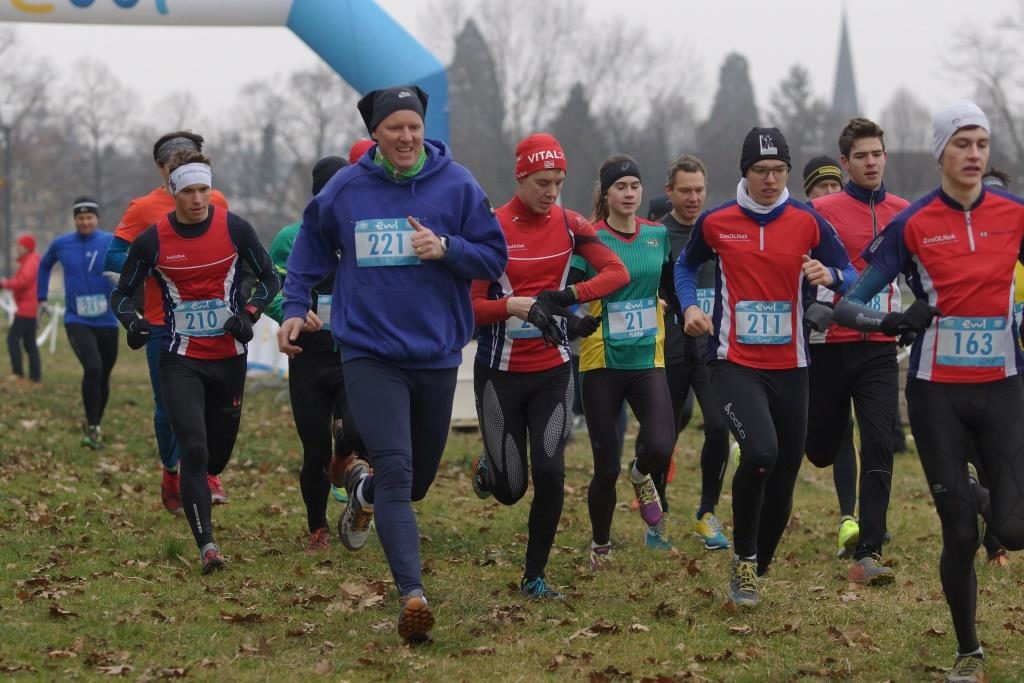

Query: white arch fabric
<box><xmin>0</xmin><ymin>0</ymin><xmax>289</xmax><ymax>25</ymax></box>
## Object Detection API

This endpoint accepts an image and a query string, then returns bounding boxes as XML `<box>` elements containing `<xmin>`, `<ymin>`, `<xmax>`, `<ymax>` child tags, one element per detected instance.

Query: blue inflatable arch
<box><xmin>0</xmin><ymin>0</ymin><xmax>449</xmax><ymax>139</ymax></box>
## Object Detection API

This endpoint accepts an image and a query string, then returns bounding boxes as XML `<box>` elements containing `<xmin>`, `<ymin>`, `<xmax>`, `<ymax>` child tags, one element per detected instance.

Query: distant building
<box><xmin>832</xmin><ymin>10</ymin><xmax>860</xmax><ymax>121</ymax></box>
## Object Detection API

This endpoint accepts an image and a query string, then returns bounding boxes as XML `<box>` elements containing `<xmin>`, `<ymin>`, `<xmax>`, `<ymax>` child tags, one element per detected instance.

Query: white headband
<box><xmin>932</xmin><ymin>100</ymin><xmax>990</xmax><ymax>160</ymax></box>
<box><xmin>168</xmin><ymin>163</ymin><xmax>212</xmax><ymax>195</ymax></box>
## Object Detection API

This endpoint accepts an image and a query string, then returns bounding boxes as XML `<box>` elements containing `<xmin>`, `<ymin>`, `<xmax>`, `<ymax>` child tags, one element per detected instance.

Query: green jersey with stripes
<box><xmin>575</xmin><ymin>218</ymin><xmax>669</xmax><ymax>370</ymax></box>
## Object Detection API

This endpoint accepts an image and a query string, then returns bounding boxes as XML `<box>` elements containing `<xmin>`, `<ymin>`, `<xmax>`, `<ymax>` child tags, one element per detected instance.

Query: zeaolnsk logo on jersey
<box><xmin>759</xmin><ymin>133</ymin><xmax>778</xmax><ymax>155</ymax></box>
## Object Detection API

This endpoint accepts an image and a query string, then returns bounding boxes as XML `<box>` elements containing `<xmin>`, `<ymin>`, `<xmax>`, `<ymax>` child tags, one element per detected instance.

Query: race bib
<box><xmin>75</xmin><ymin>294</ymin><xmax>108</xmax><ymax>318</ymax></box>
<box><xmin>1015</xmin><ymin>301</ymin><xmax>1023</xmax><ymax>322</ymax></box>
<box><xmin>936</xmin><ymin>316</ymin><xmax>1010</xmax><ymax>367</ymax></box>
<box><xmin>507</xmin><ymin>317</ymin><xmax>542</xmax><ymax>339</ymax></box>
<box><xmin>735</xmin><ymin>300</ymin><xmax>792</xmax><ymax>345</ymax></box>
<box><xmin>607</xmin><ymin>298</ymin><xmax>658</xmax><ymax>340</ymax></box>
<box><xmin>354</xmin><ymin>218</ymin><xmax>419</xmax><ymax>267</ymax></box>
<box><xmin>173</xmin><ymin>299</ymin><xmax>231</xmax><ymax>337</ymax></box>
<box><xmin>317</xmin><ymin>294</ymin><xmax>332</xmax><ymax>332</ymax></box>
<box><xmin>696</xmin><ymin>288</ymin><xmax>714</xmax><ymax>316</ymax></box>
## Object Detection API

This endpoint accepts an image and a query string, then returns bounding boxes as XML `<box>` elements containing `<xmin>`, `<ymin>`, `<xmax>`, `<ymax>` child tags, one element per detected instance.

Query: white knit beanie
<box><xmin>932</xmin><ymin>100</ymin><xmax>990</xmax><ymax>160</ymax></box>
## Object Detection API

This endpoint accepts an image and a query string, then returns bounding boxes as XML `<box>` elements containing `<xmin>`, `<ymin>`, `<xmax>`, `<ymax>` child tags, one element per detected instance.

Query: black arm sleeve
<box><xmin>833</xmin><ymin>299</ymin><xmax>887</xmax><ymax>333</ymax></box>
<box><xmin>228</xmin><ymin>214</ymin><xmax>281</xmax><ymax>316</ymax></box>
<box><xmin>659</xmin><ymin>261</ymin><xmax>681</xmax><ymax>319</ymax></box>
<box><xmin>110</xmin><ymin>226</ymin><xmax>158</xmax><ymax>329</ymax></box>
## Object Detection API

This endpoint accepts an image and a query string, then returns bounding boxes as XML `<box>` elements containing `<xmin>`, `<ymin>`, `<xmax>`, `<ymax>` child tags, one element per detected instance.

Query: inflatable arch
<box><xmin>0</xmin><ymin>0</ymin><xmax>449</xmax><ymax>139</ymax></box>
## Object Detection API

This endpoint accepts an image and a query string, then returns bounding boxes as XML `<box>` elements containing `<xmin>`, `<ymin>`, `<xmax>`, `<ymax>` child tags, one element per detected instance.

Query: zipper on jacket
<box><xmin>965</xmin><ymin>210</ymin><xmax>976</xmax><ymax>252</ymax></box>
<box><xmin>869</xmin><ymin>194</ymin><xmax>878</xmax><ymax>238</ymax></box>
<box><xmin>759</xmin><ymin>224</ymin><xmax>765</xmax><ymax>251</ymax></box>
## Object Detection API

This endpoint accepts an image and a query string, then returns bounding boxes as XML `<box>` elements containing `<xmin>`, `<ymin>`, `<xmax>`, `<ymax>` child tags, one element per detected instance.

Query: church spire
<box><xmin>832</xmin><ymin>8</ymin><xmax>860</xmax><ymax>119</ymax></box>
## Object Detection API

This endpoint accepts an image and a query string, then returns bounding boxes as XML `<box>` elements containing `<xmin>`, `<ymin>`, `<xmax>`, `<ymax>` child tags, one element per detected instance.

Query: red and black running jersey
<box><xmin>862</xmin><ymin>186</ymin><xmax>1024</xmax><ymax>383</ymax></box>
<box><xmin>676</xmin><ymin>198</ymin><xmax>855</xmax><ymax>370</ymax></box>
<box><xmin>811</xmin><ymin>182</ymin><xmax>909</xmax><ymax>344</ymax></box>
<box><xmin>110</xmin><ymin>207</ymin><xmax>279</xmax><ymax>361</ymax></box>
<box><xmin>472</xmin><ymin>196</ymin><xmax>628</xmax><ymax>372</ymax></box>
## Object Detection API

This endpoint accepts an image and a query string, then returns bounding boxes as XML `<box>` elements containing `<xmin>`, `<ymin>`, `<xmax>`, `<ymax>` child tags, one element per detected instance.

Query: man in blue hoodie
<box><xmin>278</xmin><ymin>85</ymin><xmax>508</xmax><ymax>644</ymax></box>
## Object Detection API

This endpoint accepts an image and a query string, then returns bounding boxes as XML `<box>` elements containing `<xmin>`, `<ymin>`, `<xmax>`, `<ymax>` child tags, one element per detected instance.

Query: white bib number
<box><xmin>696</xmin><ymin>288</ymin><xmax>714</xmax><ymax>316</ymax></box>
<box><xmin>317</xmin><ymin>294</ymin><xmax>332</xmax><ymax>332</ymax></box>
<box><xmin>607</xmin><ymin>298</ymin><xmax>658</xmax><ymax>340</ymax></box>
<box><xmin>354</xmin><ymin>218</ymin><xmax>419</xmax><ymax>267</ymax></box>
<box><xmin>736</xmin><ymin>300</ymin><xmax>792</xmax><ymax>345</ymax></box>
<box><xmin>173</xmin><ymin>299</ymin><xmax>231</xmax><ymax>337</ymax></box>
<box><xmin>507</xmin><ymin>317</ymin><xmax>542</xmax><ymax>340</ymax></box>
<box><xmin>75</xmin><ymin>294</ymin><xmax>108</xmax><ymax>318</ymax></box>
<box><xmin>936</xmin><ymin>316</ymin><xmax>1009</xmax><ymax>367</ymax></box>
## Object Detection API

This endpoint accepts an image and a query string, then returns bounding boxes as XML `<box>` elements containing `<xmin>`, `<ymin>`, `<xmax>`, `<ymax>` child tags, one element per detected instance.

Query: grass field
<box><xmin>1</xmin><ymin>333</ymin><xmax>1022</xmax><ymax>682</ymax></box>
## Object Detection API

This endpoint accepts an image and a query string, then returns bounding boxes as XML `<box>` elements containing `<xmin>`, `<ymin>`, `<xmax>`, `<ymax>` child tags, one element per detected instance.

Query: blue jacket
<box><xmin>283</xmin><ymin>140</ymin><xmax>508</xmax><ymax>368</ymax></box>
<box><xmin>38</xmin><ymin>229</ymin><xmax>118</xmax><ymax>328</ymax></box>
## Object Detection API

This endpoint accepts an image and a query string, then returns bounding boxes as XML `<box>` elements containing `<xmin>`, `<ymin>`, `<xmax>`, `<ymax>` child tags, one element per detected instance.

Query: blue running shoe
<box><xmin>472</xmin><ymin>453</ymin><xmax>492</xmax><ymax>499</ymax></box>
<box><xmin>331</xmin><ymin>485</ymin><xmax>348</xmax><ymax>503</ymax></box>
<box><xmin>520</xmin><ymin>576</ymin><xmax>564</xmax><ymax>600</ymax></box>
<box><xmin>727</xmin><ymin>557</ymin><xmax>759</xmax><ymax>608</ymax></box>
<box><xmin>645</xmin><ymin>520</ymin><xmax>672</xmax><ymax>550</ymax></box>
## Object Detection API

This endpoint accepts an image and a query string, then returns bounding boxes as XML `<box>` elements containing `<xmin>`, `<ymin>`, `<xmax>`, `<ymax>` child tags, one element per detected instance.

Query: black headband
<box><xmin>156</xmin><ymin>136</ymin><xmax>200</xmax><ymax>164</ymax></box>
<box><xmin>600</xmin><ymin>159</ymin><xmax>642</xmax><ymax>194</ymax></box>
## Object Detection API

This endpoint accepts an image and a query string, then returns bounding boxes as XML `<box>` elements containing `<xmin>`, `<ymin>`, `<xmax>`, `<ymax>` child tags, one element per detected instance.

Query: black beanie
<box><xmin>740</xmin><ymin>127</ymin><xmax>791</xmax><ymax>175</ymax></box>
<box><xmin>72</xmin><ymin>195</ymin><xmax>99</xmax><ymax>217</ymax></box>
<box><xmin>802</xmin><ymin>155</ymin><xmax>843</xmax><ymax>195</ymax></box>
<box><xmin>357</xmin><ymin>85</ymin><xmax>428</xmax><ymax>135</ymax></box>
<box><xmin>311</xmin><ymin>156</ymin><xmax>347</xmax><ymax>195</ymax></box>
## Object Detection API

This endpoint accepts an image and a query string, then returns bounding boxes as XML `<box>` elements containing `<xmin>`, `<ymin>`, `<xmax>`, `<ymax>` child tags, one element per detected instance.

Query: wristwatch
<box><xmin>440</xmin><ymin>235</ymin><xmax>449</xmax><ymax>254</ymax></box>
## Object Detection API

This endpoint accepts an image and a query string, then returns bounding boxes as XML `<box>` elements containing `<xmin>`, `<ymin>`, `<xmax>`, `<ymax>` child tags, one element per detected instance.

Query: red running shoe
<box><xmin>201</xmin><ymin>547</ymin><xmax>226</xmax><ymax>575</ymax></box>
<box><xmin>305</xmin><ymin>527</ymin><xmax>331</xmax><ymax>553</ymax></box>
<box><xmin>328</xmin><ymin>452</ymin><xmax>354</xmax><ymax>489</ymax></box>
<box><xmin>207</xmin><ymin>474</ymin><xmax>229</xmax><ymax>504</ymax></box>
<box><xmin>161</xmin><ymin>469</ymin><xmax>183</xmax><ymax>515</ymax></box>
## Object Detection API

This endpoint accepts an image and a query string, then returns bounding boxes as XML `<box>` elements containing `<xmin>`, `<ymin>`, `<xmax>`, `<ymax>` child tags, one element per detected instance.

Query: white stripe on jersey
<box><xmin>913</xmin><ymin>256</ymin><xmax>937</xmax><ymax>381</ymax></box>
<box><xmin>717</xmin><ymin>266</ymin><xmax>732</xmax><ymax>361</ymax></box>
<box><xmin>795</xmin><ymin>269</ymin><xmax>807</xmax><ymax>367</ymax></box>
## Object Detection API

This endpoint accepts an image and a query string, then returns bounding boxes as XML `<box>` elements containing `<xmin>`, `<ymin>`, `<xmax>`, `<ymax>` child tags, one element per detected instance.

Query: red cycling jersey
<box><xmin>862</xmin><ymin>186</ymin><xmax>1024</xmax><ymax>383</ymax></box>
<box><xmin>472</xmin><ymin>196</ymin><xmax>628</xmax><ymax>372</ymax></box>
<box><xmin>811</xmin><ymin>182</ymin><xmax>909</xmax><ymax>344</ymax></box>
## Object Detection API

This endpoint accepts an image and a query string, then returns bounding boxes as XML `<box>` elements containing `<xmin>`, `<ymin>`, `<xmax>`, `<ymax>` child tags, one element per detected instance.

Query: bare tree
<box><xmin>878</xmin><ymin>87</ymin><xmax>931</xmax><ymax>152</ymax></box>
<box><xmin>149</xmin><ymin>91</ymin><xmax>205</xmax><ymax>133</ymax></box>
<box><xmin>63</xmin><ymin>59</ymin><xmax>135</xmax><ymax>200</ymax></box>
<box><xmin>769</xmin><ymin>65</ymin><xmax>830</xmax><ymax>167</ymax></box>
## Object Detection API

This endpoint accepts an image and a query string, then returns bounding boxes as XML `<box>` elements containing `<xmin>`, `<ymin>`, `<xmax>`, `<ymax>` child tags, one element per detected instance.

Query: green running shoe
<box><xmin>520</xmin><ymin>576</ymin><xmax>565</xmax><ymax>599</ymax></box>
<box><xmin>945</xmin><ymin>653</ymin><xmax>986</xmax><ymax>682</ymax></box>
<box><xmin>727</xmin><ymin>557</ymin><xmax>759</xmax><ymax>608</ymax></box>
<box><xmin>330</xmin><ymin>485</ymin><xmax>348</xmax><ymax>503</ymax></box>
<box><xmin>836</xmin><ymin>516</ymin><xmax>860</xmax><ymax>558</ymax></box>
<box><xmin>80</xmin><ymin>425</ymin><xmax>103</xmax><ymax>450</ymax></box>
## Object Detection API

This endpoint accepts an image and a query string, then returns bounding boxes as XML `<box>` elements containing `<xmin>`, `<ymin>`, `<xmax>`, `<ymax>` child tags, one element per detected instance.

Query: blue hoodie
<box><xmin>283</xmin><ymin>140</ymin><xmax>508</xmax><ymax>369</ymax></box>
<box><xmin>37</xmin><ymin>229</ymin><xmax>118</xmax><ymax>328</ymax></box>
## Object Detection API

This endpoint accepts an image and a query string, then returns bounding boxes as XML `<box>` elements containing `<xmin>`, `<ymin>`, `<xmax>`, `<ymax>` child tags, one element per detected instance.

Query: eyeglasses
<box><xmin>748</xmin><ymin>165</ymin><xmax>790</xmax><ymax>179</ymax></box>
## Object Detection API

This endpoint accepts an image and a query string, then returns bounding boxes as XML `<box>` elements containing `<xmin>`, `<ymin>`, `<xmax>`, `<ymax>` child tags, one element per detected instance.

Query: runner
<box><xmin>110</xmin><ymin>150</ymin><xmax>279</xmax><ymax>575</ymax></box>
<box><xmin>675</xmin><ymin>127</ymin><xmax>856</xmax><ymax>607</ymax></box>
<box><xmin>36</xmin><ymin>198</ymin><xmax>119</xmax><ymax>448</ymax></box>
<box><xmin>576</xmin><ymin>154</ymin><xmax>678</xmax><ymax>563</ymax></box>
<box><xmin>834</xmin><ymin>101</ymin><xmax>1024</xmax><ymax>682</ymax></box>
<box><xmin>470</xmin><ymin>133</ymin><xmax>628</xmax><ymax>597</ymax></box>
<box><xmin>278</xmin><ymin>85</ymin><xmax>507</xmax><ymax>642</ymax></box>
<box><xmin>104</xmin><ymin>131</ymin><xmax>230</xmax><ymax>514</ymax></box>
<box><xmin>1</xmin><ymin>234</ymin><xmax>41</xmax><ymax>383</ymax></box>
<box><xmin>804</xmin><ymin>119</ymin><xmax>910</xmax><ymax>584</ymax></box>
<box><xmin>802</xmin><ymin>155</ymin><xmax>861</xmax><ymax>555</ymax></box>
<box><xmin>264</xmin><ymin>155</ymin><xmax>365</xmax><ymax>552</ymax></box>
<box><xmin>659</xmin><ymin>155</ymin><xmax>731</xmax><ymax>550</ymax></box>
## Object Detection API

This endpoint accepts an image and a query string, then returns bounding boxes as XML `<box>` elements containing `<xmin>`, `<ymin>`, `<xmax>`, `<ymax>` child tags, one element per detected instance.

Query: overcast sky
<box><xmin>4</xmin><ymin>0</ymin><xmax>1015</xmax><ymax>124</ymax></box>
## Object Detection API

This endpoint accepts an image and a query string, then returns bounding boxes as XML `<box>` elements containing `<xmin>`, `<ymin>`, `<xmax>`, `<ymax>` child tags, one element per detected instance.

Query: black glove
<box><xmin>880</xmin><ymin>298</ymin><xmax>939</xmax><ymax>337</ymax></box>
<box><xmin>527</xmin><ymin>301</ymin><xmax>567</xmax><ymax>347</ymax></box>
<box><xmin>804</xmin><ymin>301</ymin><xmax>835</xmax><ymax>333</ymax></box>
<box><xmin>223</xmin><ymin>310</ymin><xmax>255</xmax><ymax>344</ymax></box>
<box><xmin>896</xmin><ymin>330</ymin><xmax>917</xmax><ymax>347</ymax></box>
<box><xmin>566</xmin><ymin>313</ymin><xmax>601</xmax><ymax>339</ymax></box>
<box><xmin>126</xmin><ymin>318</ymin><xmax>151</xmax><ymax>350</ymax></box>
<box><xmin>536</xmin><ymin>287</ymin><xmax>578</xmax><ymax>309</ymax></box>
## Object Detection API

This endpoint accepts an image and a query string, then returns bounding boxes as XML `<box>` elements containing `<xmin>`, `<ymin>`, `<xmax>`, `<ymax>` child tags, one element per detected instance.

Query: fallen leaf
<box><xmin>728</xmin><ymin>624</ymin><xmax>753</xmax><ymax>635</ymax></box>
<box><xmin>313</xmin><ymin>660</ymin><xmax>331</xmax><ymax>674</ymax></box>
<box><xmin>458</xmin><ymin>646</ymin><xmax>495</xmax><ymax>656</ymax></box>
<box><xmin>219</xmin><ymin>610</ymin><xmax>265</xmax><ymax>624</ymax></box>
<box><xmin>628</xmin><ymin>623</ymin><xmax>650</xmax><ymax>633</ymax></box>
<box><xmin>654</xmin><ymin>601</ymin><xmax>679</xmax><ymax>618</ymax></box>
<box><xmin>923</xmin><ymin>626</ymin><xmax>947</xmax><ymax>637</ymax></box>
<box><xmin>96</xmin><ymin>664</ymin><xmax>132</xmax><ymax>676</ymax></box>
<box><xmin>47</xmin><ymin>650</ymin><xmax>78</xmax><ymax>658</ymax></box>
<box><xmin>49</xmin><ymin>604</ymin><xmax>78</xmax><ymax>619</ymax></box>
<box><xmin>156</xmin><ymin>668</ymin><xmax>187</xmax><ymax>678</ymax></box>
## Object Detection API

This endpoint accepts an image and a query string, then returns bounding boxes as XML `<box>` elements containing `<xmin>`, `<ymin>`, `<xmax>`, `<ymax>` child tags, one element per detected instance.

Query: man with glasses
<box><xmin>675</xmin><ymin>127</ymin><xmax>856</xmax><ymax>608</ymax></box>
